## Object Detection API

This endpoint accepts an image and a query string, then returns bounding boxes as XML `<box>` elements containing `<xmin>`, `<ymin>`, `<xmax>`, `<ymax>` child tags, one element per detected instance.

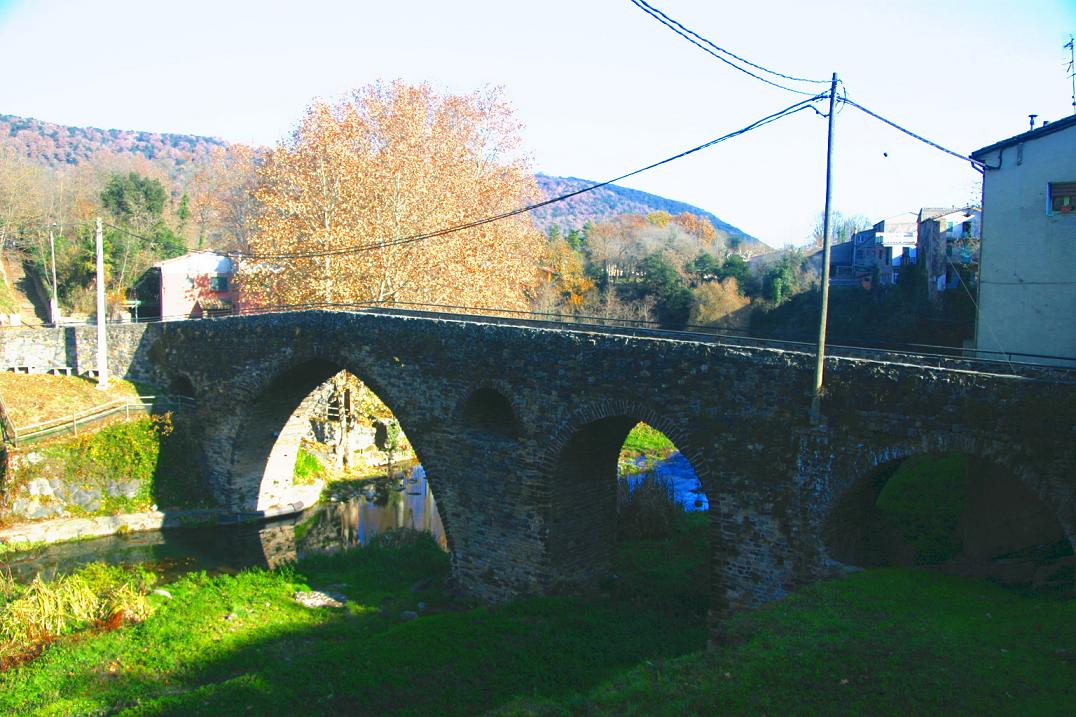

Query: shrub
<box><xmin>618</xmin><ymin>472</ymin><xmax>683</xmax><ymax>540</ymax></box>
<box><xmin>294</xmin><ymin>447</ymin><xmax>324</xmax><ymax>485</ymax></box>
<box><xmin>0</xmin><ymin>562</ymin><xmax>155</xmax><ymax>664</ymax></box>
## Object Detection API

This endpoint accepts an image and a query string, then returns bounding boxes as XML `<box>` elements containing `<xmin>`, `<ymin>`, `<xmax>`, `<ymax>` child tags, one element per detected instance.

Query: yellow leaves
<box><xmin>241</xmin><ymin>82</ymin><xmax>543</xmax><ymax>312</ymax></box>
<box><xmin>690</xmin><ymin>277</ymin><xmax>751</xmax><ymax>328</ymax></box>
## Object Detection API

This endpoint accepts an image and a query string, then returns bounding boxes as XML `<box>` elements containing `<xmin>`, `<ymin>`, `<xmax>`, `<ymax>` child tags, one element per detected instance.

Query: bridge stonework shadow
<box><xmin>34</xmin><ymin>311</ymin><xmax>1075</xmax><ymax>643</ymax></box>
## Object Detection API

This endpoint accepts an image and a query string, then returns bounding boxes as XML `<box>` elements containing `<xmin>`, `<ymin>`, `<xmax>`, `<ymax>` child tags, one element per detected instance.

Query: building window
<box><xmin>1049</xmin><ymin>182</ymin><xmax>1076</xmax><ymax>213</ymax></box>
<box><xmin>209</xmin><ymin>275</ymin><xmax>229</xmax><ymax>292</ymax></box>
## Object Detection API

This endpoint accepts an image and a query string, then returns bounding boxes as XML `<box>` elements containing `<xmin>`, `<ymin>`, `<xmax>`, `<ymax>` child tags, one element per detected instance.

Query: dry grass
<box><xmin>0</xmin><ymin>374</ymin><xmax>139</xmax><ymax>428</ymax></box>
<box><xmin>0</xmin><ymin>563</ymin><xmax>154</xmax><ymax>667</ymax></box>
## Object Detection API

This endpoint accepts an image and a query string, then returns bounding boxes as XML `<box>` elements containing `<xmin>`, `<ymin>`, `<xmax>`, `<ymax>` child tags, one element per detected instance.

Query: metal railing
<box><xmin>5</xmin><ymin>395</ymin><xmax>193</xmax><ymax>446</ymax></box>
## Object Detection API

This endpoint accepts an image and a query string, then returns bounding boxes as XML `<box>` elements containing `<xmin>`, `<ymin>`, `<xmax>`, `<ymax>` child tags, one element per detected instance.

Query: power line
<box><xmin>238</xmin><ymin>95</ymin><xmax>827</xmax><ymax>261</ymax></box>
<box><xmin>628</xmin><ymin>0</ymin><xmax>826</xmax><ymax>96</ymax></box>
<box><xmin>839</xmin><ymin>96</ymin><xmax>987</xmax><ymax>171</ymax></box>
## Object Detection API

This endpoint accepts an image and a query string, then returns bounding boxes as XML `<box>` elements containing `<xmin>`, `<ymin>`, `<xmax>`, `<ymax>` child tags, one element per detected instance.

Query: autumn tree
<box><xmin>690</xmin><ymin>277</ymin><xmax>751</xmax><ymax>328</ymax></box>
<box><xmin>186</xmin><ymin>144</ymin><xmax>259</xmax><ymax>251</ymax></box>
<box><xmin>239</xmin><ymin>82</ymin><xmax>544</xmax><ymax>310</ymax></box>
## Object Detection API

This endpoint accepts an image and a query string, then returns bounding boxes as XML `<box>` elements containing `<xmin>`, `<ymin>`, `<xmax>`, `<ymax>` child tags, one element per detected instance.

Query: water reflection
<box><xmin>4</xmin><ymin>465</ymin><xmax>445</xmax><ymax>584</ymax></box>
<box><xmin>625</xmin><ymin>452</ymin><xmax>708</xmax><ymax>511</ymax></box>
<box><xmin>297</xmin><ymin>465</ymin><xmax>447</xmax><ymax>554</ymax></box>
<box><xmin>4</xmin><ymin>457</ymin><xmax>702</xmax><ymax>584</ymax></box>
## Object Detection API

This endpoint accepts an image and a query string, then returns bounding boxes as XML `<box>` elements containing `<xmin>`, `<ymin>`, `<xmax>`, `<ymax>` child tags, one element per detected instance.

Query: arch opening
<box><xmin>549</xmin><ymin>417</ymin><xmax>710</xmax><ymax>624</ymax></box>
<box><xmin>460</xmin><ymin>388</ymin><xmax>519</xmax><ymax>438</ymax></box>
<box><xmin>229</xmin><ymin>360</ymin><xmax>446</xmax><ymax>552</ymax></box>
<box><xmin>824</xmin><ymin>453</ymin><xmax>1074</xmax><ymax>591</ymax></box>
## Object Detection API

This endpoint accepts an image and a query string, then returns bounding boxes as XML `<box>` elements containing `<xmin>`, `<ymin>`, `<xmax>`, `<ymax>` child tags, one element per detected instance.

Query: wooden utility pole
<box><xmin>810</xmin><ymin>72</ymin><xmax>839</xmax><ymax>424</ymax></box>
<box><xmin>48</xmin><ymin>228</ymin><xmax>60</xmax><ymax>325</ymax></box>
<box><xmin>95</xmin><ymin>217</ymin><xmax>109</xmax><ymax>389</ymax></box>
<box><xmin>1066</xmin><ymin>35</ymin><xmax>1075</xmax><ymax>115</ymax></box>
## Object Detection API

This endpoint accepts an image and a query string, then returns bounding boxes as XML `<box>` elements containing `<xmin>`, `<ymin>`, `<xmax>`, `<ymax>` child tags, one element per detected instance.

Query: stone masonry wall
<box><xmin>0</xmin><ymin>323</ymin><xmax>164</xmax><ymax>387</ymax></box>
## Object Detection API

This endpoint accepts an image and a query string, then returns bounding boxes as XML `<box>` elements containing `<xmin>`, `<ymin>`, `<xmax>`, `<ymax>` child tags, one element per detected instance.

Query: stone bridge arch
<box><xmin>201</xmin><ymin>352</ymin><xmax>438</xmax><ymax>516</ymax></box>
<box><xmin>816</xmin><ymin>431</ymin><xmax>1076</xmax><ymax>586</ymax></box>
<box><xmin>542</xmin><ymin>399</ymin><xmax>715</xmax><ymax>591</ymax></box>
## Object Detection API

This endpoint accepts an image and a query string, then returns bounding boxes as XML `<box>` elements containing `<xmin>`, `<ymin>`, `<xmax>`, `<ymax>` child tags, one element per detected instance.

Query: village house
<box><xmin>131</xmin><ymin>251</ymin><xmax>236</xmax><ymax>321</ymax></box>
<box><xmin>917</xmin><ymin>207</ymin><xmax>981</xmax><ymax>304</ymax></box>
<box><xmin>851</xmin><ymin>212</ymin><xmax>919</xmax><ymax>288</ymax></box>
<box><xmin>970</xmin><ymin>114</ymin><xmax>1076</xmax><ymax>366</ymax></box>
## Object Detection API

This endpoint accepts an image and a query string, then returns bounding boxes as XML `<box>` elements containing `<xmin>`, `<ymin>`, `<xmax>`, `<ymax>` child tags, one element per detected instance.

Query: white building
<box><xmin>970</xmin><ymin>115</ymin><xmax>1076</xmax><ymax>366</ymax></box>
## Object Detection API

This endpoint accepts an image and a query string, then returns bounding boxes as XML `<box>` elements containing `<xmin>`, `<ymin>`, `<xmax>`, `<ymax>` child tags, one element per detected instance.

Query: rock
<box><xmin>27</xmin><ymin>478</ymin><xmax>54</xmax><ymax>497</ymax></box>
<box><xmin>409</xmin><ymin>578</ymin><xmax>432</xmax><ymax>593</ymax></box>
<box><xmin>417</xmin><ymin>602</ymin><xmax>426</xmax><ymax>612</ymax></box>
<box><xmin>71</xmin><ymin>488</ymin><xmax>102</xmax><ymax>512</ymax></box>
<box><xmin>30</xmin><ymin>503</ymin><xmax>63</xmax><ymax>520</ymax></box>
<box><xmin>293</xmin><ymin>590</ymin><xmax>347</xmax><ymax>608</ymax></box>
<box><xmin>399</xmin><ymin>610</ymin><xmax>418</xmax><ymax>621</ymax></box>
<box><xmin>152</xmin><ymin>588</ymin><xmax>173</xmax><ymax>599</ymax></box>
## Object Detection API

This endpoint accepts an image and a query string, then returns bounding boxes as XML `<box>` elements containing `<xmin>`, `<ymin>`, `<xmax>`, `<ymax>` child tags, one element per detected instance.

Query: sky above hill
<box><xmin>1</xmin><ymin>0</ymin><xmax>1074</xmax><ymax>247</ymax></box>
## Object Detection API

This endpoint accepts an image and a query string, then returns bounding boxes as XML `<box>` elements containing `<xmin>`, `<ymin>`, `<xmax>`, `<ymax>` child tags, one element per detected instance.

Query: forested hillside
<box><xmin>533</xmin><ymin>174</ymin><xmax>764</xmax><ymax>251</ymax></box>
<box><xmin>1</xmin><ymin>108</ymin><xmax>786</xmax><ymax>330</ymax></box>
<box><xmin>0</xmin><ymin>114</ymin><xmax>230</xmax><ymax>177</ymax></box>
<box><xmin>0</xmin><ymin>114</ymin><xmax>764</xmax><ymax>251</ymax></box>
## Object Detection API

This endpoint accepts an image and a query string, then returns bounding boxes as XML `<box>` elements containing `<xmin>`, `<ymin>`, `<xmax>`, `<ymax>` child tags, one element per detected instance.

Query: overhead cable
<box><xmin>839</xmin><ymin>97</ymin><xmax>987</xmax><ymax>170</ymax></box>
<box><xmin>237</xmin><ymin>94</ymin><xmax>827</xmax><ymax>261</ymax></box>
<box><xmin>628</xmin><ymin>0</ymin><xmax>826</xmax><ymax>96</ymax></box>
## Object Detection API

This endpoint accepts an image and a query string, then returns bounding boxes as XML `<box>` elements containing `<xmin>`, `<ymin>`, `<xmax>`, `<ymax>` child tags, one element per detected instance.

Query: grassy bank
<box><xmin>619</xmin><ymin>422</ymin><xmax>676</xmax><ymax>476</ymax></box>
<box><xmin>0</xmin><ymin>515</ymin><xmax>1071</xmax><ymax>716</ymax></box>
<box><xmin>5</xmin><ymin>415</ymin><xmax>210</xmax><ymax>518</ymax></box>
<box><xmin>0</xmin><ymin>374</ymin><xmax>140</xmax><ymax>428</ymax></box>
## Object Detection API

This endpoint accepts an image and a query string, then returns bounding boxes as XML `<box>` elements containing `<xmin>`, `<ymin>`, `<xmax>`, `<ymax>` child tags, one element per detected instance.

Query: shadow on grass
<box><xmin>1</xmin><ymin>521</ymin><xmax>712</xmax><ymax>717</ymax></box>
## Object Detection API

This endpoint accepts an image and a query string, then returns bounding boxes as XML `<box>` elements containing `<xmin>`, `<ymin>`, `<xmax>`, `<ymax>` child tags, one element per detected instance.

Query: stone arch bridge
<box><xmin>4</xmin><ymin>310</ymin><xmax>1075</xmax><ymax>640</ymax></box>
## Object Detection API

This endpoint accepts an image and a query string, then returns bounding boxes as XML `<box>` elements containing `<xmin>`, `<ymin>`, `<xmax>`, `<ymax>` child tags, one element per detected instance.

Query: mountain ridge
<box><xmin>1</xmin><ymin>112</ymin><xmax>766</xmax><ymax>250</ymax></box>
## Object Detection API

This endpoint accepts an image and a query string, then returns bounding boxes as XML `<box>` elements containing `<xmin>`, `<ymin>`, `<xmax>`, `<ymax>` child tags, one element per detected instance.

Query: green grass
<box><xmin>0</xmin><ymin>563</ymin><xmax>156</xmax><ymax>668</ymax></box>
<box><xmin>876</xmin><ymin>453</ymin><xmax>968</xmax><ymax>563</ymax></box>
<box><xmin>292</xmin><ymin>447</ymin><xmax>323</xmax><ymax>486</ymax></box>
<box><xmin>619</xmin><ymin>422</ymin><xmax>676</xmax><ymax>476</ymax></box>
<box><xmin>0</xmin><ymin>518</ymin><xmax>1071</xmax><ymax>716</ymax></box>
<box><xmin>621</xmin><ymin>422</ymin><xmax>675</xmax><ymax>457</ymax></box>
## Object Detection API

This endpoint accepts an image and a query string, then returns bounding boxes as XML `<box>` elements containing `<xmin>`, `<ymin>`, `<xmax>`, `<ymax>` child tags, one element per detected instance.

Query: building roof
<box><xmin>970</xmin><ymin>113</ymin><xmax>1076</xmax><ymax>160</ymax></box>
<box><xmin>152</xmin><ymin>250</ymin><xmax>232</xmax><ymax>269</ymax></box>
<box><xmin>918</xmin><ymin>206</ymin><xmax>979</xmax><ymax>222</ymax></box>
<box><xmin>807</xmin><ymin>240</ymin><xmax>854</xmax><ymax>265</ymax></box>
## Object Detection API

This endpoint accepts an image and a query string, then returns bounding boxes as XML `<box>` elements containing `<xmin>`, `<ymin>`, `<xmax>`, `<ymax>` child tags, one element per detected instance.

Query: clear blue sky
<box><xmin>1</xmin><ymin>0</ymin><xmax>1074</xmax><ymax>246</ymax></box>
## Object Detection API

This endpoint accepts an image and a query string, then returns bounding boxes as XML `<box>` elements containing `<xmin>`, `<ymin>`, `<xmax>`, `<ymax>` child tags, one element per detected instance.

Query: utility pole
<box><xmin>95</xmin><ymin>217</ymin><xmax>109</xmax><ymax>389</ymax></box>
<box><xmin>810</xmin><ymin>72</ymin><xmax>839</xmax><ymax>424</ymax></box>
<box><xmin>48</xmin><ymin>228</ymin><xmax>60</xmax><ymax>325</ymax></box>
<box><xmin>1066</xmin><ymin>35</ymin><xmax>1075</xmax><ymax>115</ymax></box>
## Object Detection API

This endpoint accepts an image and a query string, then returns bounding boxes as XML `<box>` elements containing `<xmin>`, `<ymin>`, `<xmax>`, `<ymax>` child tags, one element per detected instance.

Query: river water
<box><xmin>3</xmin><ymin>454</ymin><xmax>703</xmax><ymax>584</ymax></box>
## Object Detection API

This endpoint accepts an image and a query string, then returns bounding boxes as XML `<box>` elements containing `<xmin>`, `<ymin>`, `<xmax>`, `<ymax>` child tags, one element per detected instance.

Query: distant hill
<box><xmin>0</xmin><ymin>113</ymin><xmax>229</xmax><ymax>174</ymax></box>
<box><xmin>0</xmin><ymin>113</ymin><xmax>767</xmax><ymax>250</ymax></box>
<box><xmin>533</xmin><ymin>174</ymin><xmax>765</xmax><ymax>251</ymax></box>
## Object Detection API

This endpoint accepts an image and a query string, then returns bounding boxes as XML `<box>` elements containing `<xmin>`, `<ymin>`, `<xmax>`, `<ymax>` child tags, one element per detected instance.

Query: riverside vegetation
<box><xmin>0</xmin><ymin>442</ymin><xmax>1070</xmax><ymax>714</ymax></box>
<box><xmin>0</xmin><ymin>519</ymin><xmax>1071</xmax><ymax>716</ymax></box>
<box><xmin>2</xmin><ymin>415</ymin><xmax>209</xmax><ymax>521</ymax></box>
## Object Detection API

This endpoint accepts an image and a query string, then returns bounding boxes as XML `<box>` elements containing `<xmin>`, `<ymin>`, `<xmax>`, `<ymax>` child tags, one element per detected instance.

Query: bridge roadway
<box><xmin>3</xmin><ymin>308</ymin><xmax>1075</xmax><ymax>643</ymax></box>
